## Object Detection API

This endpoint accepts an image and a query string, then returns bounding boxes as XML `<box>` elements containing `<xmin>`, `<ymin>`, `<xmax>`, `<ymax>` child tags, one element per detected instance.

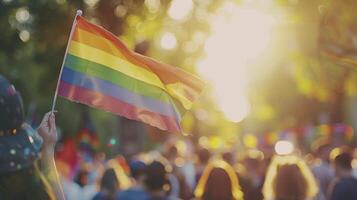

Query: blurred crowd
<box><xmin>2</xmin><ymin>75</ymin><xmax>357</xmax><ymax>200</ymax></box>
<box><xmin>56</xmin><ymin>137</ymin><xmax>357</xmax><ymax>200</ymax></box>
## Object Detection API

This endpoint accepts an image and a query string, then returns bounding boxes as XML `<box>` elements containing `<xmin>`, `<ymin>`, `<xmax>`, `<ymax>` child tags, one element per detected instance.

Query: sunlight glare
<box><xmin>198</xmin><ymin>3</ymin><xmax>275</xmax><ymax>122</ymax></box>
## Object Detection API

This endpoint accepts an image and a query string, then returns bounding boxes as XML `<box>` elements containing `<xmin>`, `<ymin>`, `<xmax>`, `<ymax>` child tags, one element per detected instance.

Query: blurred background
<box><xmin>1</xmin><ymin>0</ymin><xmax>357</xmax><ymax>157</ymax></box>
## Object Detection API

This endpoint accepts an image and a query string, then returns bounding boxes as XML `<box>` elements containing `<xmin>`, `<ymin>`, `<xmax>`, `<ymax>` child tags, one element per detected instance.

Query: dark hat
<box><xmin>129</xmin><ymin>160</ymin><xmax>146</xmax><ymax>179</ymax></box>
<box><xmin>145</xmin><ymin>160</ymin><xmax>168</xmax><ymax>191</ymax></box>
<box><xmin>0</xmin><ymin>75</ymin><xmax>41</xmax><ymax>173</ymax></box>
<box><xmin>0</xmin><ymin>75</ymin><xmax>24</xmax><ymax>132</ymax></box>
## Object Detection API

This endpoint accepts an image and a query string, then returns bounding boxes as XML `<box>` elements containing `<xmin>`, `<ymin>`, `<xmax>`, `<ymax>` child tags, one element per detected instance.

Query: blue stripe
<box><xmin>61</xmin><ymin>67</ymin><xmax>181</xmax><ymax>120</ymax></box>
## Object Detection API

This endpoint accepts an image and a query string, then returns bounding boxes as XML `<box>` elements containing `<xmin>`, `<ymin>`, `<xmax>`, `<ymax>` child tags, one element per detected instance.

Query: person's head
<box><xmin>243</xmin><ymin>150</ymin><xmax>264</xmax><ymax>173</ymax></box>
<box><xmin>129</xmin><ymin>160</ymin><xmax>146</xmax><ymax>183</ymax></box>
<box><xmin>166</xmin><ymin>145</ymin><xmax>179</xmax><ymax>161</ymax></box>
<box><xmin>263</xmin><ymin>155</ymin><xmax>318</xmax><ymax>200</ymax></box>
<box><xmin>75</xmin><ymin>169</ymin><xmax>89</xmax><ymax>187</ymax></box>
<box><xmin>222</xmin><ymin>151</ymin><xmax>234</xmax><ymax>165</ymax></box>
<box><xmin>331</xmin><ymin>147</ymin><xmax>353</xmax><ymax>177</ymax></box>
<box><xmin>312</xmin><ymin>137</ymin><xmax>332</xmax><ymax>162</ymax></box>
<box><xmin>100</xmin><ymin>168</ymin><xmax>120</xmax><ymax>197</ymax></box>
<box><xmin>195</xmin><ymin>159</ymin><xmax>243</xmax><ymax>200</ymax></box>
<box><xmin>144</xmin><ymin>160</ymin><xmax>169</xmax><ymax>193</ymax></box>
<box><xmin>0</xmin><ymin>75</ymin><xmax>54</xmax><ymax>199</ymax></box>
<box><xmin>197</xmin><ymin>148</ymin><xmax>211</xmax><ymax>165</ymax></box>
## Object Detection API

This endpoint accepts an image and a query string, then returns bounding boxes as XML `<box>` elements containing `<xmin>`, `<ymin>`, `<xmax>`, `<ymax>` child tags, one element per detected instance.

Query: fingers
<box><xmin>40</xmin><ymin>111</ymin><xmax>56</xmax><ymax>129</ymax></box>
<box><xmin>49</xmin><ymin>112</ymin><xmax>56</xmax><ymax>133</ymax></box>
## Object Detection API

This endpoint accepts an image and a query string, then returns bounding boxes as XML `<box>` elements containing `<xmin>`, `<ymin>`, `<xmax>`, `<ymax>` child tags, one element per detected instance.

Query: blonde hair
<box><xmin>262</xmin><ymin>155</ymin><xmax>318</xmax><ymax>200</ymax></box>
<box><xmin>107</xmin><ymin>159</ymin><xmax>131</xmax><ymax>190</ymax></box>
<box><xmin>194</xmin><ymin>159</ymin><xmax>243</xmax><ymax>200</ymax></box>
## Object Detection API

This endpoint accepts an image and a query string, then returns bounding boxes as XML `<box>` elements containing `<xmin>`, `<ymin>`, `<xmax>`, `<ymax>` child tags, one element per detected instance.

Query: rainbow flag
<box><xmin>58</xmin><ymin>16</ymin><xmax>204</xmax><ymax>133</ymax></box>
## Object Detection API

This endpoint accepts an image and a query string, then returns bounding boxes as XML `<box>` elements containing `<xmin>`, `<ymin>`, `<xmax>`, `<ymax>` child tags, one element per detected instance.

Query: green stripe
<box><xmin>65</xmin><ymin>54</ymin><xmax>185</xmax><ymax>115</ymax></box>
<box><xmin>171</xmin><ymin>98</ymin><xmax>186</xmax><ymax>117</ymax></box>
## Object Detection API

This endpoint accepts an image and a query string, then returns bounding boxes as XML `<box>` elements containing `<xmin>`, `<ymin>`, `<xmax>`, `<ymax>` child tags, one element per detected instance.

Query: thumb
<box><xmin>49</xmin><ymin>112</ymin><xmax>56</xmax><ymax>132</ymax></box>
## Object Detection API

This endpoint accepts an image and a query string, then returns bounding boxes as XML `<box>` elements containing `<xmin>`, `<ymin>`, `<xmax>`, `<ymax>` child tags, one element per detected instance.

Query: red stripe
<box><xmin>75</xmin><ymin>16</ymin><xmax>205</xmax><ymax>94</ymax></box>
<box><xmin>75</xmin><ymin>16</ymin><xmax>152</xmax><ymax>71</ymax></box>
<box><xmin>58</xmin><ymin>81</ymin><xmax>181</xmax><ymax>133</ymax></box>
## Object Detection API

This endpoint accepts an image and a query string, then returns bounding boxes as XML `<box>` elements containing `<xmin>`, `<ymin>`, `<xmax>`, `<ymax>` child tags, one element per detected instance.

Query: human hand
<box><xmin>38</xmin><ymin>111</ymin><xmax>58</xmax><ymax>149</ymax></box>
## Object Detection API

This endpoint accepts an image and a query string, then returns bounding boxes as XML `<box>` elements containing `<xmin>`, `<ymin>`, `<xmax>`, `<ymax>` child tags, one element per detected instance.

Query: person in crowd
<box><xmin>194</xmin><ymin>158</ymin><xmax>244</xmax><ymax>200</ymax></box>
<box><xmin>195</xmin><ymin>147</ymin><xmax>211</xmax><ymax>184</ymax></box>
<box><xmin>328</xmin><ymin>147</ymin><xmax>357</xmax><ymax>200</ymax></box>
<box><xmin>239</xmin><ymin>150</ymin><xmax>265</xmax><ymax>200</ymax></box>
<box><xmin>164</xmin><ymin>144</ymin><xmax>192</xmax><ymax>200</ymax></box>
<box><xmin>93</xmin><ymin>168</ymin><xmax>120</xmax><ymax>200</ymax></box>
<box><xmin>88</xmin><ymin>152</ymin><xmax>106</xmax><ymax>185</ymax></box>
<box><xmin>145</xmin><ymin>160</ymin><xmax>171</xmax><ymax>200</ymax></box>
<box><xmin>262</xmin><ymin>155</ymin><xmax>318</xmax><ymax>200</ymax></box>
<box><xmin>311</xmin><ymin>138</ymin><xmax>334</xmax><ymax>200</ymax></box>
<box><xmin>75</xmin><ymin>168</ymin><xmax>90</xmax><ymax>187</ymax></box>
<box><xmin>222</xmin><ymin>151</ymin><xmax>235</xmax><ymax>165</ymax></box>
<box><xmin>74</xmin><ymin>166</ymin><xmax>97</xmax><ymax>200</ymax></box>
<box><xmin>56</xmin><ymin>159</ymin><xmax>81</xmax><ymax>200</ymax></box>
<box><xmin>0</xmin><ymin>75</ymin><xmax>64</xmax><ymax>199</ymax></box>
<box><xmin>117</xmin><ymin>160</ymin><xmax>148</xmax><ymax>200</ymax></box>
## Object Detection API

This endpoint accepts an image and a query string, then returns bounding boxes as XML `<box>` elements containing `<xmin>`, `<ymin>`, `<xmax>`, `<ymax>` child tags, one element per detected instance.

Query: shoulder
<box><xmin>117</xmin><ymin>188</ymin><xmax>149</xmax><ymax>199</ymax></box>
<box><xmin>332</xmin><ymin>177</ymin><xmax>355</xmax><ymax>194</ymax></box>
<box><xmin>92</xmin><ymin>192</ymin><xmax>104</xmax><ymax>200</ymax></box>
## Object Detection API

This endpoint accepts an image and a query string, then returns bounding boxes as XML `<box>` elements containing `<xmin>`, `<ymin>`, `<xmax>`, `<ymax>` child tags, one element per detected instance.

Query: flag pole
<box><xmin>51</xmin><ymin>10</ymin><xmax>83</xmax><ymax>112</ymax></box>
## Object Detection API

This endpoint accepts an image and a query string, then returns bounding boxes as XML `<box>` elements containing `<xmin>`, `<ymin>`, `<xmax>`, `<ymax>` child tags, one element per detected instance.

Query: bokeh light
<box><xmin>19</xmin><ymin>30</ymin><xmax>30</xmax><ymax>42</ymax></box>
<box><xmin>109</xmin><ymin>138</ymin><xmax>117</xmax><ymax>145</ymax></box>
<box><xmin>83</xmin><ymin>0</ymin><xmax>99</xmax><ymax>8</ymax></box>
<box><xmin>243</xmin><ymin>133</ymin><xmax>258</xmax><ymax>148</ymax></box>
<box><xmin>160</xmin><ymin>32</ymin><xmax>177</xmax><ymax>50</ymax></box>
<box><xmin>15</xmin><ymin>7</ymin><xmax>30</xmax><ymax>23</ymax></box>
<box><xmin>145</xmin><ymin>0</ymin><xmax>161</xmax><ymax>13</ymax></box>
<box><xmin>209</xmin><ymin>136</ymin><xmax>222</xmax><ymax>149</ymax></box>
<box><xmin>115</xmin><ymin>5</ymin><xmax>127</xmax><ymax>17</ymax></box>
<box><xmin>274</xmin><ymin>140</ymin><xmax>294</xmax><ymax>155</ymax></box>
<box><xmin>168</xmin><ymin>0</ymin><xmax>193</xmax><ymax>21</ymax></box>
<box><xmin>198</xmin><ymin>136</ymin><xmax>209</xmax><ymax>148</ymax></box>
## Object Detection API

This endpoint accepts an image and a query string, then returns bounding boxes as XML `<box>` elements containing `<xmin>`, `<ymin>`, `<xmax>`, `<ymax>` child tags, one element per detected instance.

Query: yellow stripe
<box><xmin>68</xmin><ymin>41</ymin><xmax>166</xmax><ymax>91</ymax></box>
<box><xmin>166</xmin><ymin>83</ymin><xmax>193</xmax><ymax>109</ymax></box>
<box><xmin>73</xmin><ymin>28</ymin><xmax>127</xmax><ymax>60</ymax></box>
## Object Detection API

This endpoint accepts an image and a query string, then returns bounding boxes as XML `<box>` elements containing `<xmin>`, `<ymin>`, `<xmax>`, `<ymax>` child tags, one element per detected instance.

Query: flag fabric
<box><xmin>55</xmin><ymin>138</ymin><xmax>79</xmax><ymax>178</ymax></box>
<box><xmin>58</xmin><ymin>16</ymin><xmax>205</xmax><ymax>133</ymax></box>
<box><xmin>76</xmin><ymin>111</ymin><xmax>99</xmax><ymax>152</ymax></box>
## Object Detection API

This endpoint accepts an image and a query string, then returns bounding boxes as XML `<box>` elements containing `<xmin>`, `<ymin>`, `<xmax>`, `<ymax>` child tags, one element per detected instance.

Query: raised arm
<box><xmin>38</xmin><ymin>112</ymin><xmax>66</xmax><ymax>200</ymax></box>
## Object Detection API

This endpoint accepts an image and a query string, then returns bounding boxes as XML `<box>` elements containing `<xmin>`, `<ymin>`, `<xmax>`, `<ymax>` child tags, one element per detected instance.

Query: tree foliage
<box><xmin>1</xmin><ymin>0</ymin><xmax>357</xmax><ymax>148</ymax></box>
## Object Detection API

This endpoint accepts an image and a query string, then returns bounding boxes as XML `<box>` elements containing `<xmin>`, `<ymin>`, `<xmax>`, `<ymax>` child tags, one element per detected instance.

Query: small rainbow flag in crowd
<box><xmin>57</xmin><ymin>14</ymin><xmax>204</xmax><ymax>133</ymax></box>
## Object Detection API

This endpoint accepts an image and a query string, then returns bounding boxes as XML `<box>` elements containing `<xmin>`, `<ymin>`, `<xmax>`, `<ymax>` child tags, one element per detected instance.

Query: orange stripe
<box><xmin>72</xmin><ymin>27</ymin><xmax>126</xmax><ymax>60</ymax></box>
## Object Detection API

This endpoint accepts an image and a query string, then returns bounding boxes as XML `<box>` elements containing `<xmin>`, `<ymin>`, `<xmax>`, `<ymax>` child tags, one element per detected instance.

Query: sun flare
<box><xmin>198</xmin><ymin>2</ymin><xmax>276</xmax><ymax>122</ymax></box>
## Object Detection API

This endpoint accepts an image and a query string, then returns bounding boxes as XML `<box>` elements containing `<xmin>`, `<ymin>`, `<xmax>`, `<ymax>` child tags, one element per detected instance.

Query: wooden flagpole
<box><xmin>51</xmin><ymin>10</ymin><xmax>82</xmax><ymax>112</ymax></box>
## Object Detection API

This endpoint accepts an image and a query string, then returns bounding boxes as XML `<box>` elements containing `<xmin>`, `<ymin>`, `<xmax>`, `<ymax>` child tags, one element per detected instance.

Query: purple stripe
<box><xmin>60</xmin><ymin>67</ymin><xmax>180</xmax><ymax>120</ymax></box>
<box><xmin>58</xmin><ymin>81</ymin><xmax>181</xmax><ymax>132</ymax></box>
